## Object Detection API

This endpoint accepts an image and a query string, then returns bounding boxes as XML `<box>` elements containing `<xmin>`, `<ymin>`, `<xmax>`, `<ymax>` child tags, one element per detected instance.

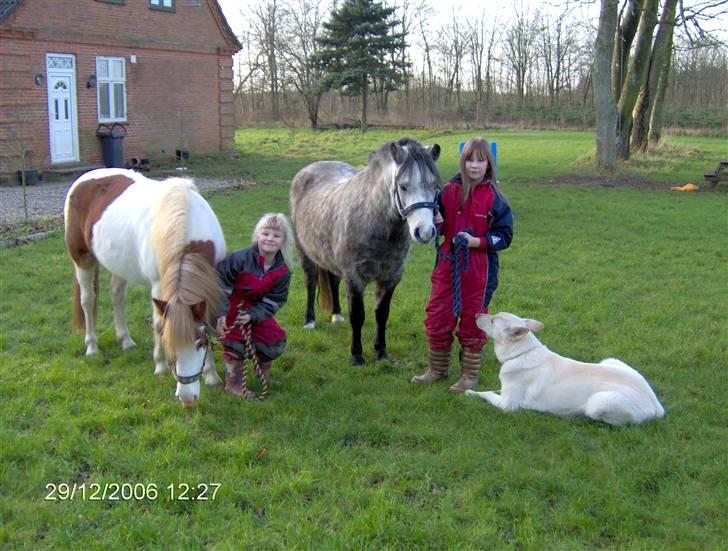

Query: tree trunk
<box><xmin>631</xmin><ymin>0</ymin><xmax>678</xmax><ymax>152</ymax></box>
<box><xmin>361</xmin><ymin>79</ymin><xmax>368</xmax><ymax>133</ymax></box>
<box><xmin>647</xmin><ymin>0</ymin><xmax>678</xmax><ymax>147</ymax></box>
<box><xmin>647</xmin><ymin>49</ymin><xmax>673</xmax><ymax>146</ymax></box>
<box><xmin>594</xmin><ymin>0</ymin><xmax>619</xmax><ymax>171</ymax></box>
<box><xmin>307</xmin><ymin>96</ymin><xmax>320</xmax><ymax>129</ymax></box>
<box><xmin>612</xmin><ymin>0</ymin><xmax>643</xmax><ymax>103</ymax></box>
<box><xmin>616</xmin><ymin>0</ymin><xmax>658</xmax><ymax>160</ymax></box>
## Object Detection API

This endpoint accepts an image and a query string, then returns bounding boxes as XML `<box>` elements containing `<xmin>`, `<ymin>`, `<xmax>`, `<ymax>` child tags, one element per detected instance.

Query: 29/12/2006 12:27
<box><xmin>44</xmin><ymin>482</ymin><xmax>222</xmax><ymax>501</ymax></box>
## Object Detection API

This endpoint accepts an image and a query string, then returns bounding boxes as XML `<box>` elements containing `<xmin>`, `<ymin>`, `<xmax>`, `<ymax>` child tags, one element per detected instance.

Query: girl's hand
<box><xmin>457</xmin><ymin>231</ymin><xmax>481</xmax><ymax>248</ymax></box>
<box><xmin>434</xmin><ymin>210</ymin><xmax>443</xmax><ymax>225</ymax></box>
<box><xmin>216</xmin><ymin>316</ymin><xmax>228</xmax><ymax>336</ymax></box>
<box><xmin>237</xmin><ymin>313</ymin><xmax>252</xmax><ymax>326</ymax></box>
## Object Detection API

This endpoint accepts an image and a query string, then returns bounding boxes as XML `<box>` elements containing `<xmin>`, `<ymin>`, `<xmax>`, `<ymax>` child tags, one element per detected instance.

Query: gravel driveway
<box><xmin>0</xmin><ymin>177</ymin><xmax>242</xmax><ymax>224</ymax></box>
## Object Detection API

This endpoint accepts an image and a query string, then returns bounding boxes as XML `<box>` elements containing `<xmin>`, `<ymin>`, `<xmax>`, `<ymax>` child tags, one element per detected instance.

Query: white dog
<box><xmin>465</xmin><ymin>312</ymin><xmax>665</xmax><ymax>426</ymax></box>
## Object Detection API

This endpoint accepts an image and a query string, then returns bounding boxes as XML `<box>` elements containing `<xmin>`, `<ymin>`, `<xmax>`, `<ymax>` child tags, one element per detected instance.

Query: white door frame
<box><xmin>46</xmin><ymin>53</ymin><xmax>79</xmax><ymax>164</ymax></box>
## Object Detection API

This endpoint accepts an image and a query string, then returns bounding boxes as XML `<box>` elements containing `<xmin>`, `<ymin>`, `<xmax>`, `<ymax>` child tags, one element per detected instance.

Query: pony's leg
<box><xmin>345</xmin><ymin>279</ymin><xmax>365</xmax><ymax>366</ymax></box>
<box><xmin>301</xmin><ymin>253</ymin><xmax>317</xmax><ymax>329</ymax></box>
<box><xmin>373</xmin><ymin>282</ymin><xmax>397</xmax><ymax>361</ymax></box>
<box><xmin>329</xmin><ymin>272</ymin><xmax>344</xmax><ymax>324</ymax></box>
<box><xmin>151</xmin><ymin>288</ymin><xmax>169</xmax><ymax>375</ymax></box>
<box><xmin>109</xmin><ymin>274</ymin><xmax>136</xmax><ymax>350</ymax></box>
<box><xmin>75</xmin><ymin>265</ymin><xmax>99</xmax><ymax>356</ymax></box>
<box><xmin>202</xmin><ymin>348</ymin><xmax>223</xmax><ymax>387</ymax></box>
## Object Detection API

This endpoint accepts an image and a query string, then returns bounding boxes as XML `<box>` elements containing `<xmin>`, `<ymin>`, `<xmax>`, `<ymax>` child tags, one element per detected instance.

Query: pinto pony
<box><xmin>290</xmin><ymin>138</ymin><xmax>441</xmax><ymax>365</ymax></box>
<box><xmin>64</xmin><ymin>168</ymin><xmax>226</xmax><ymax>407</ymax></box>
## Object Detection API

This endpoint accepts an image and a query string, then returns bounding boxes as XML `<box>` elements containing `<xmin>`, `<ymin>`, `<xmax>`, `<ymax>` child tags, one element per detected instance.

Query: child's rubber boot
<box><xmin>448</xmin><ymin>349</ymin><xmax>481</xmax><ymax>392</ymax></box>
<box><xmin>411</xmin><ymin>346</ymin><xmax>451</xmax><ymax>384</ymax></box>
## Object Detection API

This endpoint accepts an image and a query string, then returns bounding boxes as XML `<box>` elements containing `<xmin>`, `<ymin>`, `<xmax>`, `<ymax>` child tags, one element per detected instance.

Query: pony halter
<box><xmin>172</xmin><ymin>325</ymin><xmax>212</xmax><ymax>385</ymax></box>
<box><xmin>393</xmin><ymin>182</ymin><xmax>437</xmax><ymax>220</ymax></box>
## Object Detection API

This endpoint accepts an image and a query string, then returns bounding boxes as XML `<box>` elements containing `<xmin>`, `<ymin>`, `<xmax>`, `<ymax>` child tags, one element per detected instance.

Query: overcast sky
<box><xmin>217</xmin><ymin>0</ymin><xmax>604</xmax><ymax>36</ymax></box>
<box><xmin>216</xmin><ymin>0</ymin><xmax>727</xmax><ymax>59</ymax></box>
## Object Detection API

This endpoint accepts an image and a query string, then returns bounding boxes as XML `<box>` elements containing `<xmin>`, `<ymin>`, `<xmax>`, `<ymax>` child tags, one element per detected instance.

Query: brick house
<box><xmin>0</xmin><ymin>0</ymin><xmax>241</xmax><ymax>182</ymax></box>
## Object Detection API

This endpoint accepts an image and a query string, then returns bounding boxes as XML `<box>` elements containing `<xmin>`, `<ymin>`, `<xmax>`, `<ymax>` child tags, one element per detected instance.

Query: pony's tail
<box><xmin>72</xmin><ymin>265</ymin><xmax>99</xmax><ymax>332</ymax></box>
<box><xmin>316</xmin><ymin>267</ymin><xmax>333</xmax><ymax>313</ymax></box>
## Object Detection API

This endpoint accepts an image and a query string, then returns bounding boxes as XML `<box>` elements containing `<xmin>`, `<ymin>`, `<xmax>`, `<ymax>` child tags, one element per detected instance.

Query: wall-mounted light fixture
<box><xmin>129</xmin><ymin>54</ymin><xmax>137</xmax><ymax>64</ymax></box>
<box><xmin>87</xmin><ymin>74</ymin><xmax>97</xmax><ymax>88</ymax></box>
<box><xmin>35</xmin><ymin>73</ymin><xmax>45</xmax><ymax>86</ymax></box>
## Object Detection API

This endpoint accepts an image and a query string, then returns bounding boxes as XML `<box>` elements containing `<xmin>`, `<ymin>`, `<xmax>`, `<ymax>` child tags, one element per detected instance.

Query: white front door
<box><xmin>46</xmin><ymin>54</ymin><xmax>79</xmax><ymax>164</ymax></box>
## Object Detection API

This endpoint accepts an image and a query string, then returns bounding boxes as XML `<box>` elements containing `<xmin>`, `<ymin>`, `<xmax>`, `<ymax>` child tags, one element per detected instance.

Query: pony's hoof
<box><xmin>204</xmin><ymin>374</ymin><xmax>223</xmax><ymax>387</ymax></box>
<box><xmin>85</xmin><ymin>345</ymin><xmax>99</xmax><ymax>356</ymax></box>
<box><xmin>154</xmin><ymin>362</ymin><xmax>170</xmax><ymax>375</ymax></box>
<box><xmin>331</xmin><ymin>314</ymin><xmax>345</xmax><ymax>324</ymax></box>
<box><xmin>376</xmin><ymin>351</ymin><xmax>390</xmax><ymax>363</ymax></box>
<box><xmin>303</xmin><ymin>321</ymin><xmax>316</xmax><ymax>330</ymax></box>
<box><xmin>464</xmin><ymin>389</ymin><xmax>476</xmax><ymax>397</ymax></box>
<box><xmin>351</xmin><ymin>354</ymin><xmax>365</xmax><ymax>366</ymax></box>
<box><xmin>120</xmin><ymin>337</ymin><xmax>136</xmax><ymax>350</ymax></box>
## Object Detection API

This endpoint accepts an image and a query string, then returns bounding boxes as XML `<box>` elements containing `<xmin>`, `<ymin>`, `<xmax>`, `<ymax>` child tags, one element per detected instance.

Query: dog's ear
<box><xmin>525</xmin><ymin>319</ymin><xmax>544</xmax><ymax>333</ymax></box>
<box><xmin>507</xmin><ymin>325</ymin><xmax>530</xmax><ymax>339</ymax></box>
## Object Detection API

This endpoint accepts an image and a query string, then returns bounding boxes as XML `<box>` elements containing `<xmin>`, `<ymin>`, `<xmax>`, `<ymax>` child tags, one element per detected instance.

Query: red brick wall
<box><xmin>0</xmin><ymin>0</ymin><xmax>239</xmax><ymax>176</ymax></box>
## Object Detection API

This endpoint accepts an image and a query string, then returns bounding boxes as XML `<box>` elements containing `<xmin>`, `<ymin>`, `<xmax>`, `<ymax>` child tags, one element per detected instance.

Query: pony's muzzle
<box><xmin>179</xmin><ymin>396</ymin><xmax>198</xmax><ymax>408</ymax></box>
<box><xmin>175</xmin><ymin>381</ymin><xmax>200</xmax><ymax>407</ymax></box>
<box><xmin>414</xmin><ymin>223</ymin><xmax>436</xmax><ymax>244</ymax></box>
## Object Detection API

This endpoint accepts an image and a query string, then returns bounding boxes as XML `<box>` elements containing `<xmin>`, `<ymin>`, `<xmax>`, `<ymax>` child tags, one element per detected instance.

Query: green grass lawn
<box><xmin>1</xmin><ymin>129</ymin><xmax>727</xmax><ymax>548</ymax></box>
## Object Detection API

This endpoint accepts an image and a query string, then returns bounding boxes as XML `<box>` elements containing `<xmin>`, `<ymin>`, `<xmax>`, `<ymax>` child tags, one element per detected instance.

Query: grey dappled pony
<box><xmin>290</xmin><ymin>138</ymin><xmax>441</xmax><ymax>365</ymax></box>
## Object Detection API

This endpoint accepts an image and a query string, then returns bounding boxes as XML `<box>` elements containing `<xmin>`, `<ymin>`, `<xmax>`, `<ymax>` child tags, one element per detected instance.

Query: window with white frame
<box><xmin>150</xmin><ymin>0</ymin><xmax>175</xmax><ymax>11</ymax></box>
<box><xmin>96</xmin><ymin>57</ymin><xmax>127</xmax><ymax>122</ymax></box>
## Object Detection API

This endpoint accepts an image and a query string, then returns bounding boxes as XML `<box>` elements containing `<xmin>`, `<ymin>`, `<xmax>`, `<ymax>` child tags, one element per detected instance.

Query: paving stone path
<box><xmin>0</xmin><ymin>177</ymin><xmax>241</xmax><ymax>224</ymax></box>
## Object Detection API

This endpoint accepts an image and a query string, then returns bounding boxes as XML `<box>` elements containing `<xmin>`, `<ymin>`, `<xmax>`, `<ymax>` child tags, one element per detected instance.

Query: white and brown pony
<box><xmin>64</xmin><ymin>168</ymin><xmax>226</xmax><ymax>407</ymax></box>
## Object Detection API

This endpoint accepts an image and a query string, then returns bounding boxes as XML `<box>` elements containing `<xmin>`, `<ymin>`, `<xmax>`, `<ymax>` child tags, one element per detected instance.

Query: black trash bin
<box><xmin>96</xmin><ymin>123</ymin><xmax>127</xmax><ymax>168</ymax></box>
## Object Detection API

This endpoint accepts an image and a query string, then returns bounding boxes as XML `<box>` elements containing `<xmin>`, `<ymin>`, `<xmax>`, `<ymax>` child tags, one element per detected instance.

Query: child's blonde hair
<box><xmin>252</xmin><ymin>212</ymin><xmax>295</xmax><ymax>262</ymax></box>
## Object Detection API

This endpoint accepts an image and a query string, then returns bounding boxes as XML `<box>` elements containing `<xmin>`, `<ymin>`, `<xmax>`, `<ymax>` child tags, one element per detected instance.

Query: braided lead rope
<box><xmin>436</xmin><ymin>229</ymin><xmax>472</xmax><ymax>317</ymax></box>
<box><xmin>220</xmin><ymin>305</ymin><xmax>268</xmax><ymax>401</ymax></box>
<box><xmin>450</xmin><ymin>234</ymin><xmax>470</xmax><ymax>316</ymax></box>
<box><xmin>239</xmin><ymin>317</ymin><xmax>269</xmax><ymax>401</ymax></box>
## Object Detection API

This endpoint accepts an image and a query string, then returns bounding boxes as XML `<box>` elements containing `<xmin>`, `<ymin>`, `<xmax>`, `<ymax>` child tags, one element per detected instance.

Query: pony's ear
<box><xmin>190</xmin><ymin>300</ymin><xmax>207</xmax><ymax>322</ymax></box>
<box><xmin>153</xmin><ymin>298</ymin><xmax>168</xmax><ymax>317</ymax></box>
<box><xmin>390</xmin><ymin>142</ymin><xmax>406</xmax><ymax>164</ymax></box>
<box><xmin>525</xmin><ymin>319</ymin><xmax>544</xmax><ymax>333</ymax></box>
<box><xmin>429</xmin><ymin>144</ymin><xmax>441</xmax><ymax>161</ymax></box>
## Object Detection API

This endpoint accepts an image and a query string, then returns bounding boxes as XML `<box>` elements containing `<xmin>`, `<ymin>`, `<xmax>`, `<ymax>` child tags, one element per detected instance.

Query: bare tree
<box><xmin>612</xmin><ymin>0</ymin><xmax>644</xmax><ymax>102</ymax></box>
<box><xmin>615</xmin><ymin>0</ymin><xmax>658</xmax><ymax>159</ymax></box>
<box><xmin>416</xmin><ymin>2</ymin><xmax>437</xmax><ymax>120</ymax></box>
<box><xmin>537</xmin><ymin>11</ymin><xmax>579</xmax><ymax>106</ymax></box>
<box><xmin>594</xmin><ymin>0</ymin><xmax>619</xmax><ymax>170</ymax></box>
<box><xmin>251</xmin><ymin>0</ymin><xmax>282</xmax><ymax>120</ymax></box>
<box><xmin>465</xmin><ymin>11</ymin><xmax>499</xmax><ymax>125</ymax></box>
<box><xmin>437</xmin><ymin>14</ymin><xmax>466</xmax><ymax>114</ymax></box>
<box><xmin>277</xmin><ymin>0</ymin><xmax>328</xmax><ymax>127</ymax></box>
<box><xmin>504</xmin><ymin>5</ymin><xmax>537</xmax><ymax>107</ymax></box>
<box><xmin>631</xmin><ymin>0</ymin><xmax>679</xmax><ymax>150</ymax></box>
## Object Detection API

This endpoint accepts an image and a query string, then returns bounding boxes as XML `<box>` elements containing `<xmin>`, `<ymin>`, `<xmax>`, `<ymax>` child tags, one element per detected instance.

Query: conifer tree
<box><xmin>313</xmin><ymin>0</ymin><xmax>407</xmax><ymax>131</ymax></box>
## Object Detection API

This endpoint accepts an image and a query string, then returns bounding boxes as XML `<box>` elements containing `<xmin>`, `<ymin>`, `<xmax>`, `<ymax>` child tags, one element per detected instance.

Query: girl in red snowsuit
<box><xmin>412</xmin><ymin>137</ymin><xmax>513</xmax><ymax>392</ymax></box>
<box><xmin>216</xmin><ymin>213</ymin><xmax>293</xmax><ymax>398</ymax></box>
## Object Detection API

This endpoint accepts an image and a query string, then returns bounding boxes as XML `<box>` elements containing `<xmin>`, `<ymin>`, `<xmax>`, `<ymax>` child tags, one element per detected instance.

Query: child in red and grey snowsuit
<box><xmin>412</xmin><ymin>137</ymin><xmax>513</xmax><ymax>392</ymax></box>
<box><xmin>216</xmin><ymin>213</ymin><xmax>293</xmax><ymax>398</ymax></box>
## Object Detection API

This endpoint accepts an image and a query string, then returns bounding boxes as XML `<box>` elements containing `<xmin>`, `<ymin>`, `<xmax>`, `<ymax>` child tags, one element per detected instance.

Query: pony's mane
<box><xmin>151</xmin><ymin>180</ymin><xmax>222</xmax><ymax>355</ymax></box>
<box><xmin>151</xmin><ymin>179</ymin><xmax>196</xmax><ymax>274</ymax></box>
